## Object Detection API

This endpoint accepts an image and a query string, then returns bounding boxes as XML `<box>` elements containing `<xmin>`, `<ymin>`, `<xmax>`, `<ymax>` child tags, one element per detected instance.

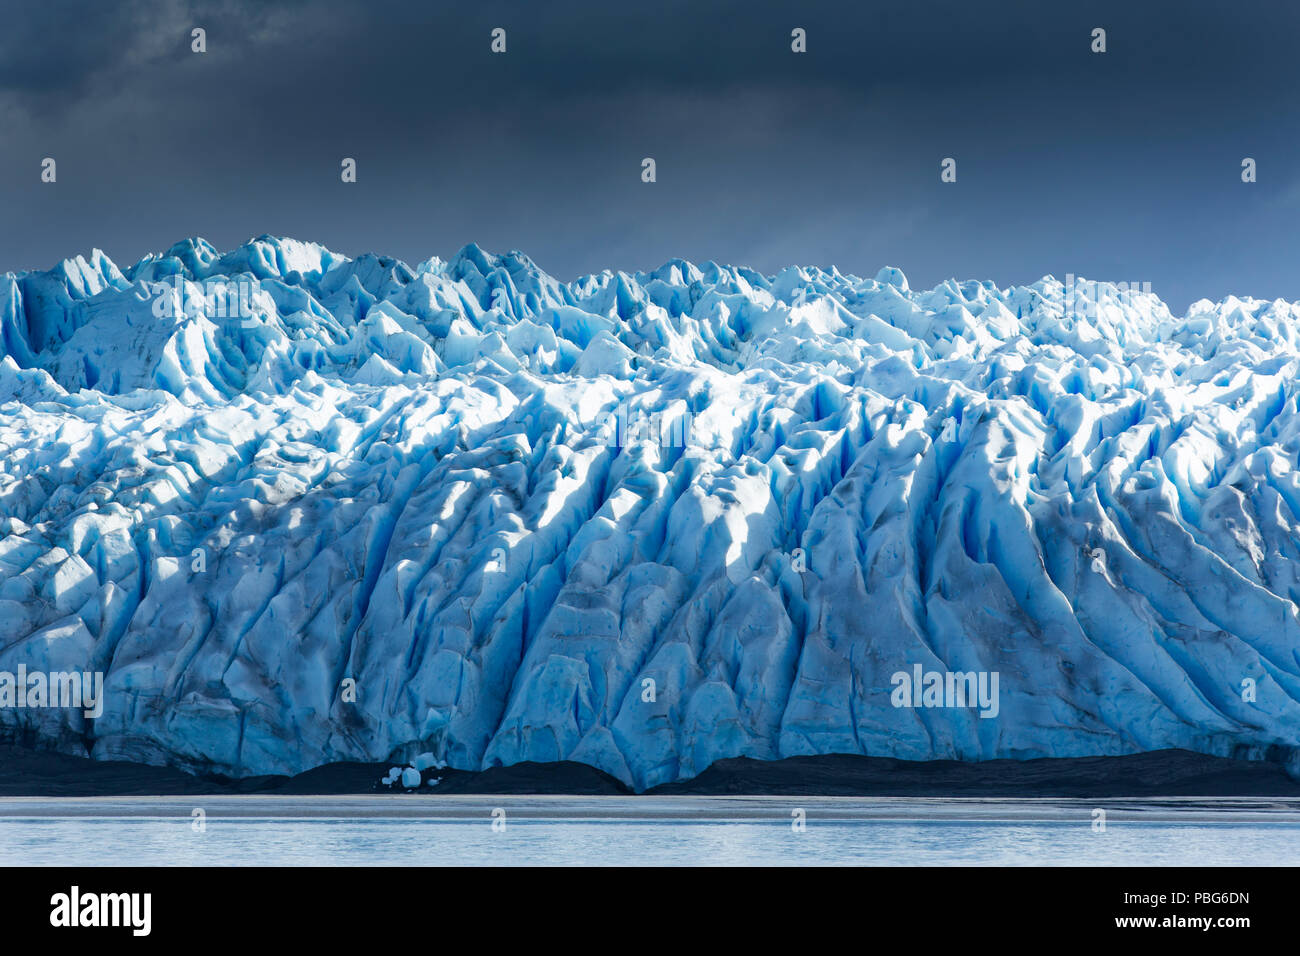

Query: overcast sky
<box><xmin>2</xmin><ymin>0</ymin><xmax>1298</xmax><ymax>312</ymax></box>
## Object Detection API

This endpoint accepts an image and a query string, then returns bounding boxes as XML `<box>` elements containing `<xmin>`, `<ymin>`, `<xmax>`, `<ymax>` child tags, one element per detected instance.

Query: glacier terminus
<box><xmin>2</xmin><ymin>236</ymin><xmax>1300</xmax><ymax>791</ymax></box>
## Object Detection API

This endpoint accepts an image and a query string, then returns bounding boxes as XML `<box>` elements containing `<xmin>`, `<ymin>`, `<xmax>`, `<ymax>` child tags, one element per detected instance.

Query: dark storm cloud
<box><xmin>2</xmin><ymin>0</ymin><xmax>1299</xmax><ymax>311</ymax></box>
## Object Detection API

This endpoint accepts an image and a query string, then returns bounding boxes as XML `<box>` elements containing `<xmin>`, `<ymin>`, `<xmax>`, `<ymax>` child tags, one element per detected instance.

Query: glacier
<box><xmin>2</xmin><ymin>235</ymin><xmax>1300</xmax><ymax>790</ymax></box>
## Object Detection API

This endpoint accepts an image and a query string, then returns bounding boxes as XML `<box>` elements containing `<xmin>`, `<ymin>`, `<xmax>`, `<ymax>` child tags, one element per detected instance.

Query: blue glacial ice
<box><xmin>2</xmin><ymin>236</ymin><xmax>1300</xmax><ymax>789</ymax></box>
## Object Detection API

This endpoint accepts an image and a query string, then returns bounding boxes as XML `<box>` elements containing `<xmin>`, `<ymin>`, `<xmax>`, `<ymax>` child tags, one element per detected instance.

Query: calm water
<box><xmin>1</xmin><ymin>796</ymin><xmax>1297</xmax><ymax>865</ymax></box>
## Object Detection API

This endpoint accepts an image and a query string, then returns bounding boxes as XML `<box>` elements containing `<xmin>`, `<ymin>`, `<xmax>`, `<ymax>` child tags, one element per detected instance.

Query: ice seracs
<box><xmin>2</xmin><ymin>236</ymin><xmax>1300</xmax><ymax>790</ymax></box>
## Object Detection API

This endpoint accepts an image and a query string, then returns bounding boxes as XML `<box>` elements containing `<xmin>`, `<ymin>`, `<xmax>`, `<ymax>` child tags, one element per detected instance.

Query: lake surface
<box><xmin>1</xmin><ymin>796</ymin><xmax>1297</xmax><ymax>865</ymax></box>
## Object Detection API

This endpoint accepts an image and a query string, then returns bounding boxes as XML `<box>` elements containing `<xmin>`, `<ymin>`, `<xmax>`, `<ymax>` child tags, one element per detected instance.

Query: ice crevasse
<box><xmin>1</xmin><ymin>235</ymin><xmax>1299</xmax><ymax>789</ymax></box>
